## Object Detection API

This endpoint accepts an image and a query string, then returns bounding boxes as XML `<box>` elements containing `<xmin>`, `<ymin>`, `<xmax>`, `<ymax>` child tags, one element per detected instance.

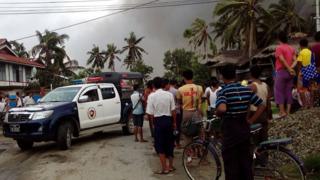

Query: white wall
<box><xmin>0</xmin><ymin>63</ymin><xmax>28</xmax><ymax>88</ymax></box>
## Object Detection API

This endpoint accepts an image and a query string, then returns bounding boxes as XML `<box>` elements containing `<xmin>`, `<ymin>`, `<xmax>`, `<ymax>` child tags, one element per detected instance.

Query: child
<box><xmin>249</xmin><ymin>65</ymin><xmax>270</xmax><ymax>143</ymax></box>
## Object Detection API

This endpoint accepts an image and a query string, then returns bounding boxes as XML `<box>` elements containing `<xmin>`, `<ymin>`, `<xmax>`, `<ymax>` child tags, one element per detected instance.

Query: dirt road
<box><xmin>0</xmin><ymin>128</ymin><xmax>188</xmax><ymax>180</ymax></box>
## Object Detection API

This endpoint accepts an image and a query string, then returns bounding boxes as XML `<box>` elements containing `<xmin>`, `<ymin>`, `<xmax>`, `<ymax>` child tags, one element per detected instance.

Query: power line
<box><xmin>0</xmin><ymin>0</ymin><xmax>116</xmax><ymax>5</ymax></box>
<box><xmin>13</xmin><ymin>0</ymin><xmax>218</xmax><ymax>41</ymax></box>
<box><xmin>14</xmin><ymin>0</ymin><xmax>159</xmax><ymax>41</ymax></box>
<box><xmin>0</xmin><ymin>0</ymin><xmax>194</xmax><ymax>9</ymax></box>
<box><xmin>0</xmin><ymin>0</ymin><xmax>208</xmax><ymax>10</ymax></box>
<box><xmin>1</xmin><ymin>0</ymin><xmax>218</xmax><ymax>15</ymax></box>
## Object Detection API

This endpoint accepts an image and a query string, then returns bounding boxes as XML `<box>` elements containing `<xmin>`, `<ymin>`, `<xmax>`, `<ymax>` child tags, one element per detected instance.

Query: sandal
<box><xmin>154</xmin><ymin>170</ymin><xmax>169</xmax><ymax>175</ymax></box>
<box><xmin>140</xmin><ymin>139</ymin><xmax>148</xmax><ymax>143</ymax></box>
<box><xmin>169</xmin><ymin>167</ymin><xmax>176</xmax><ymax>172</ymax></box>
<box><xmin>187</xmin><ymin>156</ymin><xmax>192</xmax><ymax>164</ymax></box>
<box><xmin>275</xmin><ymin>113</ymin><xmax>287</xmax><ymax>120</ymax></box>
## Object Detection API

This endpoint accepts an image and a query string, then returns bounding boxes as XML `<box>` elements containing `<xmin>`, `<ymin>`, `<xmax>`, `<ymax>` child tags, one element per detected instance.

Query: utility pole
<box><xmin>316</xmin><ymin>0</ymin><xmax>320</xmax><ymax>31</ymax></box>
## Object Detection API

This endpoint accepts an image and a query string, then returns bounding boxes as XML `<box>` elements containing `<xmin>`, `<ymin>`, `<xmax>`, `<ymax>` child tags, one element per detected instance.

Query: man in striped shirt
<box><xmin>216</xmin><ymin>64</ymin><xmax>265</xmax><ymax>180</ymax></box>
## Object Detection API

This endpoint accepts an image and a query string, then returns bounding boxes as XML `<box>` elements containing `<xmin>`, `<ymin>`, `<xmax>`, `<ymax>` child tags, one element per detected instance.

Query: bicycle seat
<box><xmin>259</xmin><ymin>138</ymin><xmax>293</xmax><ymax>148</ymax></box>
<box><xmin>250</xmin><ymin>123</ymin><xmax>262</xmax><ymax>133</ymax></box>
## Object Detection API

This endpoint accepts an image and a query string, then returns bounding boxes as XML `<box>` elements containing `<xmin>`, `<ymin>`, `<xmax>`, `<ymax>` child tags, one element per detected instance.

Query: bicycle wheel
<box><xmin>182</xmin><ymin>141</ymin><xmax>221</xmax><ymax>180</ymax></box>
<box><xmin>254</xmin><ymin>146</ymin><xmax>306</xmax><ymax>180</ymax></box>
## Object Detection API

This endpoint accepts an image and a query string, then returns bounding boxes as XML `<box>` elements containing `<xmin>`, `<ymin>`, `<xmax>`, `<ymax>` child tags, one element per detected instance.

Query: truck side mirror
<box><xmin>78</xmin><ymin>95</ymin><xmax>89</xmax><ymax>103</ymax></box>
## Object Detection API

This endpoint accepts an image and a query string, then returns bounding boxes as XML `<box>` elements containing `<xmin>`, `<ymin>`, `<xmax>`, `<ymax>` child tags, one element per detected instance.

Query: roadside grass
<box><xmin>304</xmin><ymin>154</ymin><xmax>320</xmax><ymax>180</ymax></box>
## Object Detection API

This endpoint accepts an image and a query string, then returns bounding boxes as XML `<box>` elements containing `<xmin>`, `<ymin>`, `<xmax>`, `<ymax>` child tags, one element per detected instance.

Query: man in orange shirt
<box><xmin>176</xmin><ymin>69</ymin><xmax>203</xmax><ymax>146</ymax></box>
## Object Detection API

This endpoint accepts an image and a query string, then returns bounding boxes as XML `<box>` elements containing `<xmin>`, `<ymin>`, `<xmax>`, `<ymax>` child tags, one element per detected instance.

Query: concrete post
<box><xmin>316</xmin><ymin>0</ymin><xmax>320</xmax><ymax>32</ymax></box>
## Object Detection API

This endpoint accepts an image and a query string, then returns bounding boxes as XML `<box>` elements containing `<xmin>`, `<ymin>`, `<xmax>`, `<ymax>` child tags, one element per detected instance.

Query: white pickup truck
<box><xmin>3</xmin><ymin>83</ymin><xmax>134</xmax><ymax>150</ymax></box>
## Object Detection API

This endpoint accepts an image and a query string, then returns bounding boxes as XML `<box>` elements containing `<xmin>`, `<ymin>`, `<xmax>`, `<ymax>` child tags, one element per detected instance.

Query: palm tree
<box><xmin>31</xmin><ymin>30</ymin><xmax>70</xmax><ymax>87</ymax></box>
<box><xmin>122</xmin><ymin>32</ymin><xmax>147</xmax><ymax>69</ymax></box>
<box><xmin>9</xmin><ymin>41</ymin><xmax>30</xmax><ymax>58</ymax></box>
<box><xmin>103</xmin><ymin>44</ymin><xmax>121</xmax><ymax>71</ymax></box>
<box><xmin>214</xmin><ymin>0</ymin><xmax>268</xmax><ymax>57</ymax></box>
<box><xmin>211</xmin><ymin>16</ymin><xmax>242</xmax><ymax>50</ymax></box>
<box><xmin>32</xmin><ymin>30</ymin><xmax>69</xmax><ymax>67</ymax></box>
<box><xmin>268</xmin><ymin>0</ymin><xmax>306</xmax><ymax>34</ymax></box>
<box><xmin>184</xmin><ymin>18</ymin><xmax>213</xmax><ymax>59</ymax></box>
<box><xmin>87</xmin><ymin>45</ymin><xmax>105</xmax><ymax>72</ymax></box>
<box><xmin>63</xmin><ymin>59</ymin><xmax>84</xmax><ymax>77</ymax></box>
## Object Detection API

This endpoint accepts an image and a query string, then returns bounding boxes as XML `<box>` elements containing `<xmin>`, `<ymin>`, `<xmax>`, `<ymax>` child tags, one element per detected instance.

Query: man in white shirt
<box><xmin>205</xmin><ymin>77</ymin><xmax>221</xmax><ymax>119</ymax></box>
<box><xmin>16</xmin><ymin>92</ymin><xmax>23</xmax><ymax>107</ymax></box>
<box><xmin>0</xmin><ymin>94</ymin><xmax>5</xmax><ymax>113</ymax></box>
<box><xmin>23</xmin><ymin>92</ymin><xmax>36</xmax><ymax>107</ymax></box>
<box><xmin>146</xmin><ymin>77</ymin><xmax>176</xmax><ymax>174</ymax></box>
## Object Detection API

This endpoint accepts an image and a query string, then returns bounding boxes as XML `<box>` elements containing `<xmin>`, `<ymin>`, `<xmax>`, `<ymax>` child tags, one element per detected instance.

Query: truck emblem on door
<box><xmin>87</xmin><ymin>107</ymin><xmax>96</xmax><ymax>120</ymax></box>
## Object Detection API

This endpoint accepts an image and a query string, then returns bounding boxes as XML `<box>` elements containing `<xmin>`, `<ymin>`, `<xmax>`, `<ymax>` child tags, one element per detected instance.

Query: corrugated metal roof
<box><xmin>0</xmin><ymin>53</ymin><xmax>45</xmax><ymax>68</ymax></box>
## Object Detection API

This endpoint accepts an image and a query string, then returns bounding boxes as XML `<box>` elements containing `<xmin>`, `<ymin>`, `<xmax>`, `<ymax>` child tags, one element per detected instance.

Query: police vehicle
<box><xmin>3</xmin><ymin>72</ymin><xmax>142</xmax><ymax>150</ymax></box>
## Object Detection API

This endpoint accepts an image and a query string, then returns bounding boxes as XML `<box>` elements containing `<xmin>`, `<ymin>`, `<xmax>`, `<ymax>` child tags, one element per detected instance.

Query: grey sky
<box><xmin>0</xmin><ymin>0</ymin><xmax>315</xmax><ymax>77</ymax></box>
<box><xmin>0</xmin><ymin>0</ymin><xmax>214</xmax><ymax>76</ymax></box>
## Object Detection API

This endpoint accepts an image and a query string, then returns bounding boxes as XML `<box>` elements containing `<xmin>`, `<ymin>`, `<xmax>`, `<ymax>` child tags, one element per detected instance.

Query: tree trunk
<box><xmin>248</xmin><ymin>19</ymin><xmax>257</xmax><ymax>58</ymax></box>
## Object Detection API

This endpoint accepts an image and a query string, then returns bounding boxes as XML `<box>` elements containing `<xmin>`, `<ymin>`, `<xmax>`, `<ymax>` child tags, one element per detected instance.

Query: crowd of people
<box><xmin>129</xmin><ymin>31</ymin><xmax>320</xmax><ymax>179</ymax></box>
<box><xmin>276</xmin><ymin>31</ymin><xmax>320</xmax><ymax>117</ymax></box>
<box><xmin>130</xmin><ymin>66</ymin><xmax>268</xmax><ymax>178</ymax></box>
<box><xmin>0</xmin><ymin>31</ymin><xmax>319</xmax><ymax>179</ymax></box>
<box><xmin>0</xmin><ymin>92</ymin><xmax>36</xmax><ymax>115</ymax></box>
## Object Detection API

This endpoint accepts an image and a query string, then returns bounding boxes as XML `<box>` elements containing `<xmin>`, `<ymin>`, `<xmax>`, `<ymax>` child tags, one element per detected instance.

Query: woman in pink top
<box><xmin>274</xmin><ymin>32</ymin><xmax>297</xmax><ymax>118</ymax></box>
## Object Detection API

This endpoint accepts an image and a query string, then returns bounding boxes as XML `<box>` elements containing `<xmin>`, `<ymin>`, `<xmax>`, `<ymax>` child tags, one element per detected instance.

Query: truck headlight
<box><xmin>32</xmin><ymin>110</ymin><xmax>54</xmax><ymax>120</ymax></box>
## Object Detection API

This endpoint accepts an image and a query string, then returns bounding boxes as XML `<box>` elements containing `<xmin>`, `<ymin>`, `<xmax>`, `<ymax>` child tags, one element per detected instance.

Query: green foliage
<box><xmin>32</xmin><ymin>29</ymin><xmax>70</xmax><ymax>88</ymax></box>
<box><xmin>304</xmin><ymin>154</ymin><xmax>320</xmax><ymax>176</ymax></box>
<box><xmin>163</xmin><ymin>49</ymin><xmax>195</xmax><ymax>82</ymax></box>
<box><xmin>191</xmin><ymin>59</ymin><xmax>211</xmax><ymax>85</ymax></box>
<box><xmin>163</xmin><ymin>48</ymin><xmax>210</xmax><ymax>84</ymax></box>
<box><xmin>211</xmin><ymin>0</ymin><xmax>307</xmax><ymax>51</ymax></box>
<box><xmin>9</xmin><ymin>41</ymin><xmax>29</xmax><ymax>58</ymax></box>
<box><xmin>87</xmin><ymin>45</ymin><xmax>105</xmax><ymax>72</ymax></box>
<box><xmin>72</xmin><ymin>68</ymin><xmax>100</xmax><ymax>80</ymax></box>
<box><xmin>103</xmin><ymin>44</ymin><xmax>121</xmax><ymax>71</ymax></box>
<box><xmin>184</xmin><ymin>18</ymin><xmax>215</xmax><ymax>59</ymax></box>
<box><xmin>130</xmin><ymin>60</ymin><xmax>153</xmax><ymax>82</ymax></box>
<box><xmin>213</xmin><ymin>0</ymin><xmax>268</xmax><ymax>56</ymax></box>
<box><xmin>24</xmin><ymin>81</ymin><xmax>40</xmax><ymax>91</ymax></box>
<box><xmin>122</xmin><ymin>32</ymin><xmax>147</xmax><ymax>69</ymax></box>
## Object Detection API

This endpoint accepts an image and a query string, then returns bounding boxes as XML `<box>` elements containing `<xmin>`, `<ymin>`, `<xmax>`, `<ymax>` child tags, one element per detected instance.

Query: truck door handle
<box><xmin>97</xmin><ymin>104</ymin><xmax>103</xmax><ymax>107</ymax></box>
<box><xmin>116</xmin><ymin>101</ymin><xmax>121</xmax><ymax>104</ymax></box>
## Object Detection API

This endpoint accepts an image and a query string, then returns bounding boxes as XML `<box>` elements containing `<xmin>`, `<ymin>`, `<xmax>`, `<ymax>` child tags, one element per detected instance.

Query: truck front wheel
<box><xmin>57</xmin><ymin>121</ymin><xmax>73</xmax><ymax>150</ymax></box>
<box><xmin>17</xmin><ymin>139</ymin><xmax>33</xmax><ymax>150</ymax></box>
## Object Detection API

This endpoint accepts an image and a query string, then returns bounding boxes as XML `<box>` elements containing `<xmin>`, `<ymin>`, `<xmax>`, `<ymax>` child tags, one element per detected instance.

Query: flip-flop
<box><xmin>140</xmin><ymin>139</ymin><xmax>148</xmax><ymax>143</ymax></box>
<box><xmin>169</xmin><ymin>167</ymin><xmax>176</xmax><ymax>172</ymax></box>
<box><xmin>275</xmin><ymin>114</ymin><xmax>287</xmax><ymax>120</ymax></box>
<box><xmin>187</xmin><ymin>156</ymin><xmax>192</xmax><ymax>164</ymax></box>
<box><xmin>154</xmin><ymin>170</ymin><xmax>169</xmax><ymax>175</ymax></box>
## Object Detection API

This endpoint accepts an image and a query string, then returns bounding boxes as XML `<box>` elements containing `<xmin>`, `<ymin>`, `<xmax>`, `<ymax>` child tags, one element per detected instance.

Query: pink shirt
<box><xmin>275</xmin><ymin>43</ymin><xmax>295</xmax><ymax>71</ymax></box>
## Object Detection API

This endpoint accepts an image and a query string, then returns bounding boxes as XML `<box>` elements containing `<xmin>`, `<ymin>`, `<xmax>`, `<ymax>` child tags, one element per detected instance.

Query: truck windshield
<box><xmin>40</xmin><ymin>87</ymin><xmax>81</xmax><ymax>102</ymax></box>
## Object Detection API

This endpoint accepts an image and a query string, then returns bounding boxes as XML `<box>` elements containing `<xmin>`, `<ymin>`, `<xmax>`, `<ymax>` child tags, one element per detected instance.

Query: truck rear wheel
<box><xmin>17</xmin><ymin>139</ymin><xmax>33</xmax><ymax>150</ymax></box>
<box><xmin>57</xmin><ymin>121</ymin><xmax>73</xmax><ymax>150</ymax></box>
<box><xmin>122</xmin><ymin>113</ymin><xmax>134</xmax><ymax>135</ymax></box>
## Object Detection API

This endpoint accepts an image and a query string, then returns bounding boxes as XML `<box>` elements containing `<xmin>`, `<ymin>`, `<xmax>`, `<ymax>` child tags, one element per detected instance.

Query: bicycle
<box><xmin>182</xmin><ymin>116</ymin><xmax>306</xmax><ymax>180</ymax></box>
